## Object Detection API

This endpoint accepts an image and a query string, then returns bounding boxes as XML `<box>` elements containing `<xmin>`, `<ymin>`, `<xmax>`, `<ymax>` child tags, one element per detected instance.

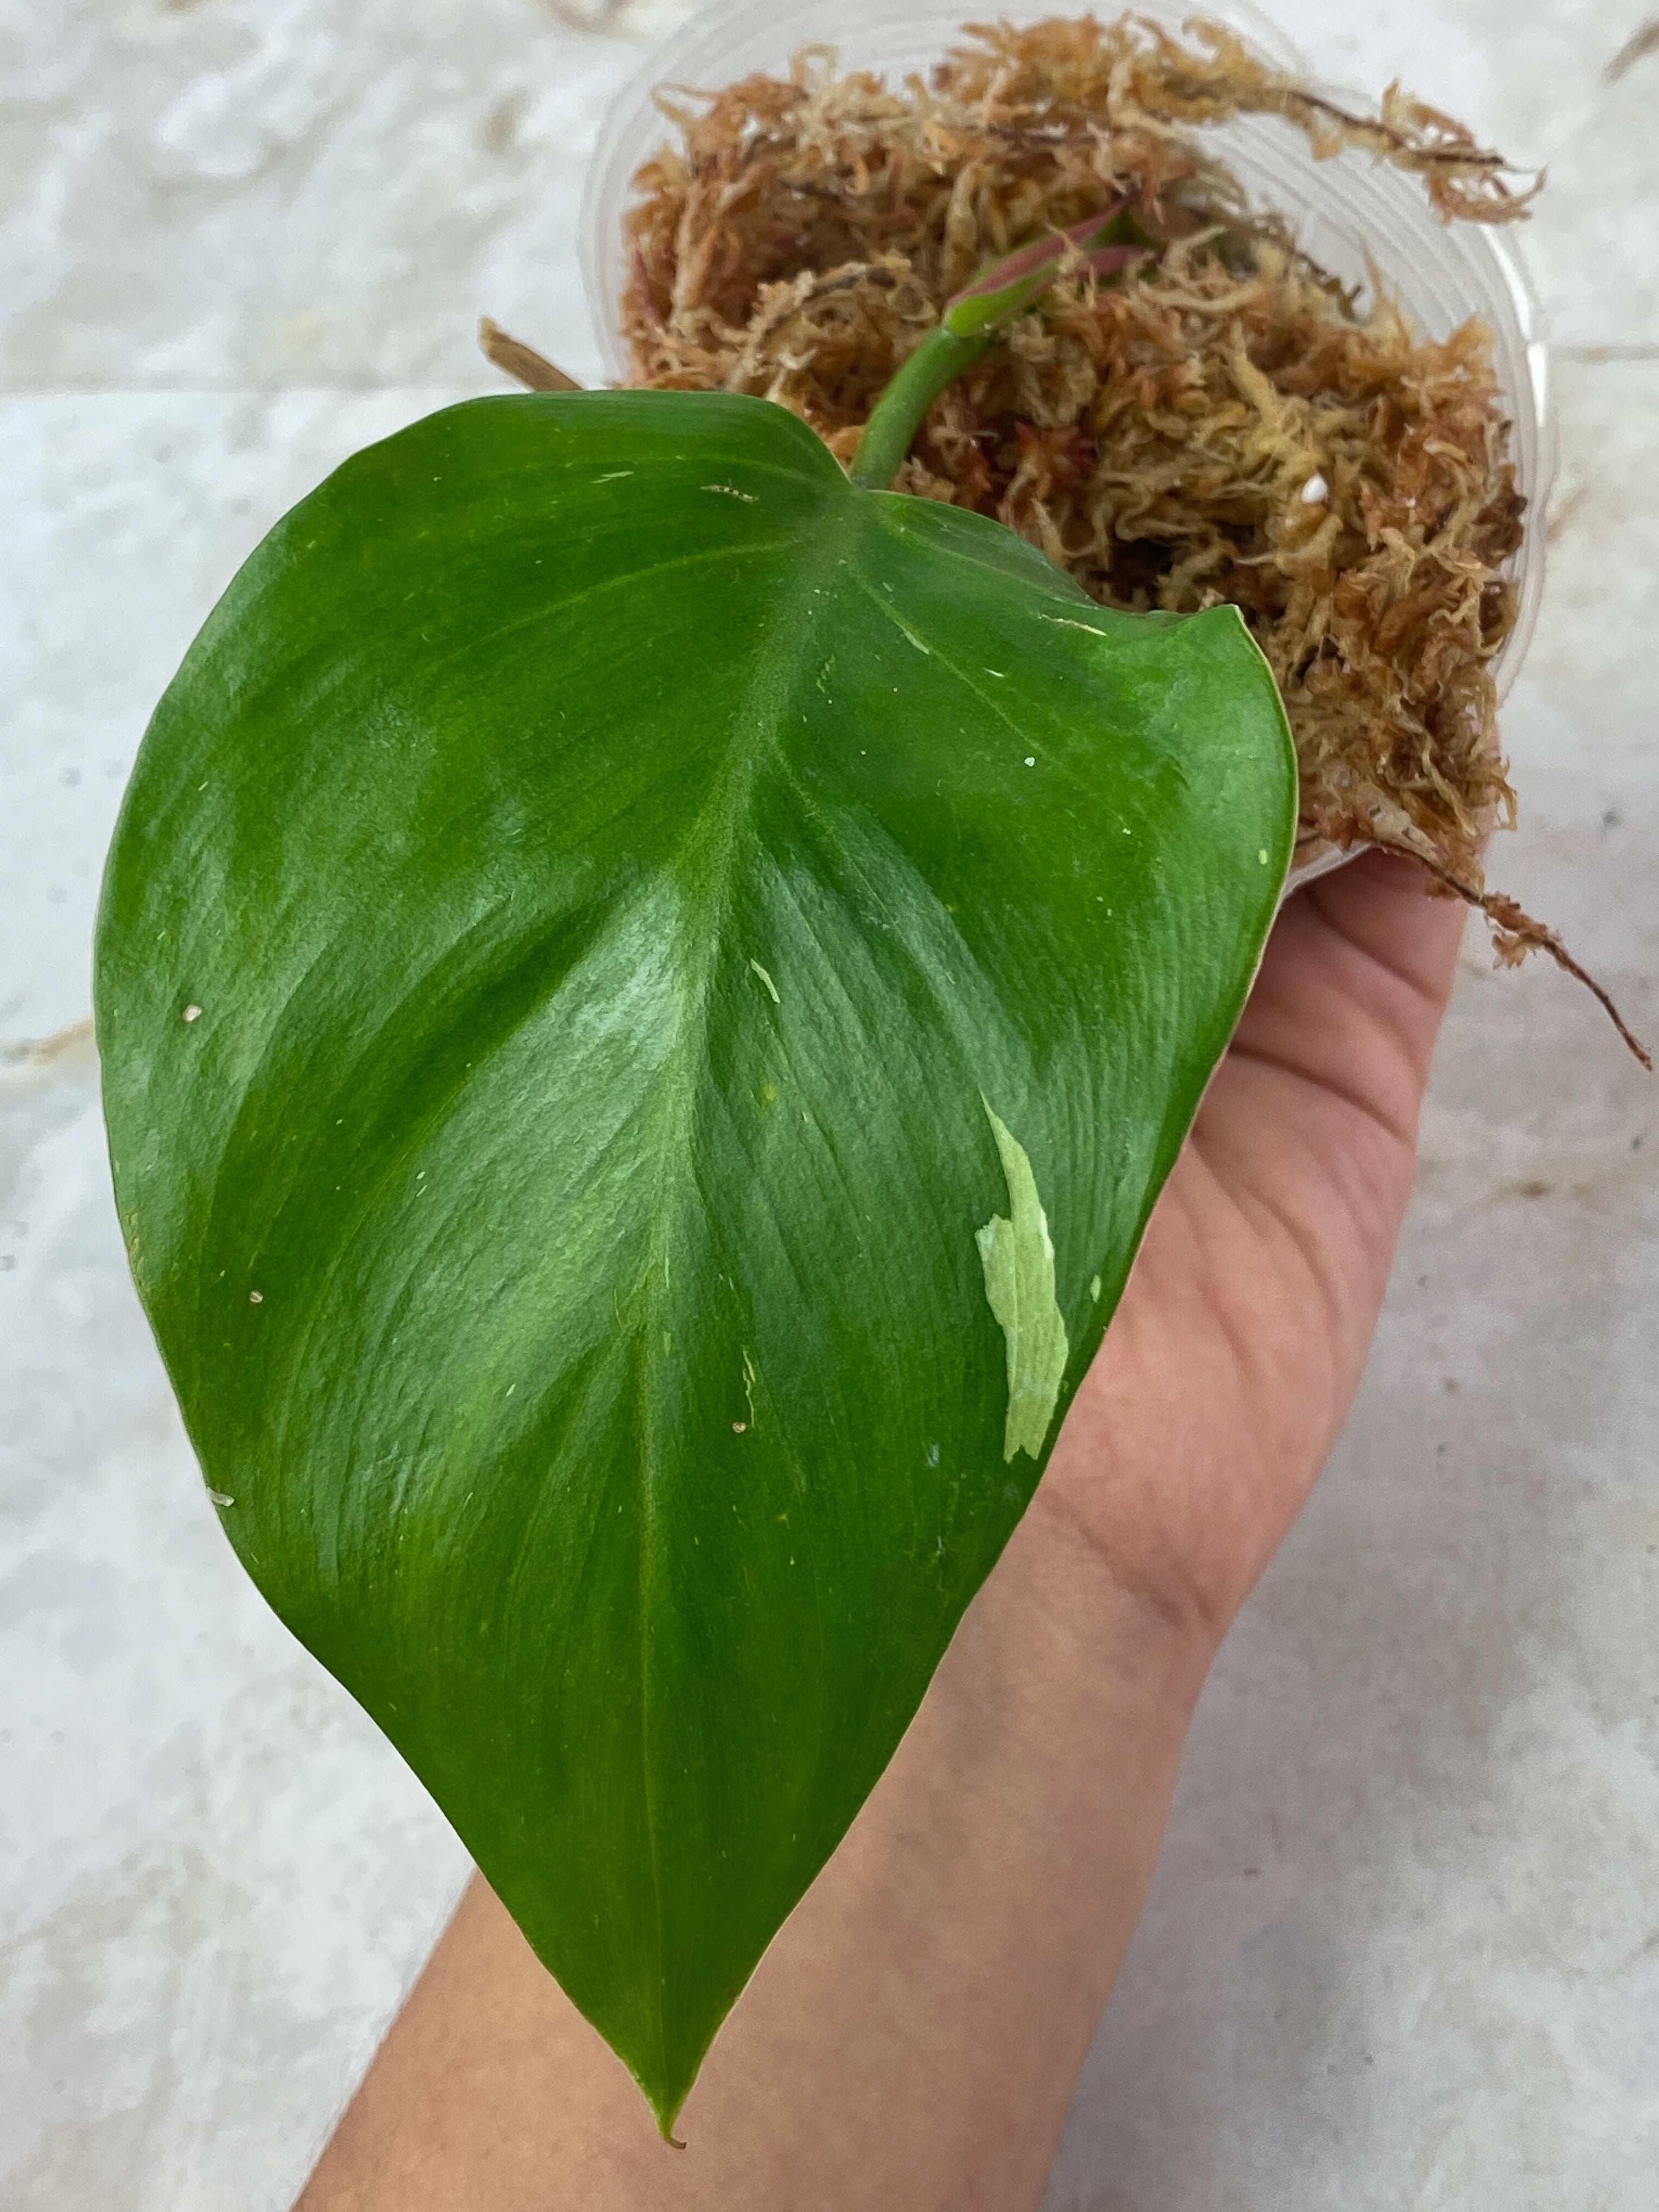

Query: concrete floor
<box><xmin>3</xmin><ymin>2</ymin><xmax>1656</xmax><ymax>2205</ymax></box>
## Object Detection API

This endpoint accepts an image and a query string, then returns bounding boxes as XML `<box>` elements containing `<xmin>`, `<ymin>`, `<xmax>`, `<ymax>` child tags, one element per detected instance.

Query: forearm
<box><xmin>297</xmin><ymin>1498</ymin><xmax>1211</xmax><ymax>2212</ymax></box>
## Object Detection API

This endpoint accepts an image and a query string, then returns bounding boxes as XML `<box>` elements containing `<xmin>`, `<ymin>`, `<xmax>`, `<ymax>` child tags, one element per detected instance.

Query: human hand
<box><xmin>1041</xmin><ymin>849</ymin><xmax>1466</xmax><ymax>1654</ymax></box>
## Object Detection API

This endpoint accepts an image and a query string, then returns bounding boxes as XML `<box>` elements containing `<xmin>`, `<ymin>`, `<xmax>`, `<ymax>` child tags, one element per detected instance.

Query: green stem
<box><xmin>847</xmin><ymin>207</ymin><xmax>1144</xmax><ymax>493</ymax></box>
<box><xmin>846</xmin><ymin>326</ymin><xmax>992</xmax><ymax>492</ymax></box>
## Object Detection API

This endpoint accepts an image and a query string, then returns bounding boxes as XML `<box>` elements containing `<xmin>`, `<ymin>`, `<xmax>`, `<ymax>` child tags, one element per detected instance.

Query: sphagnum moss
<box><xmin>585</xmin><ymin>13</ymin><xmax>1645</xmax><ymax>1060</ymax></box>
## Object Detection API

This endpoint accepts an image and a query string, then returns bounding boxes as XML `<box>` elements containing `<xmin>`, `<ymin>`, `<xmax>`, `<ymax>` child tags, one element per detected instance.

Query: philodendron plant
<box><xmin>95</xmin><ymin>217</ymin><xmax>1296</xmax><ymax>2135</ymax></box>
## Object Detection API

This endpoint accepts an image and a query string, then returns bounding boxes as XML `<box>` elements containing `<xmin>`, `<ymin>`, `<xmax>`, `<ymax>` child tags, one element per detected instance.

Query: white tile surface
<box><xmin>2</xmin><ymin>3</ymin><xmax>1656</xmax><ymax>2207</ymax></box>
<box><xmin>0</xmin><ymin>0</ymin><xmax>693</xmax><ymax>395</ymax></box>
<box><xmin>1</xmin><ymin>1027</ymin><xmax>470</xmax><ymax>2207</ymax></box>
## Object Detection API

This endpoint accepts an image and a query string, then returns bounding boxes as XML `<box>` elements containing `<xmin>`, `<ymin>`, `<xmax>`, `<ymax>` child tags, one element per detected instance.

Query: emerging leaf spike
<box><xmin>847</xmin><ymin>204</ymin><xmax>1143</xmax><ymax>490</ymax></box>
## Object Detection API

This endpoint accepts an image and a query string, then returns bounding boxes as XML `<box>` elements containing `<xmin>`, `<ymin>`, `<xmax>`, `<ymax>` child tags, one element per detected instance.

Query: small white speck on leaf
<box><xmin>1024</xmin><ymin>756</ymin><xmax>1036</xmax><ymax>767</ymax></box>
<box><xmin>1090</xmin><ymin>1274</ymin><xmax>1102</xmax><ymax>1302</ymax></box>
<box><xmin>701</xmin><ymin>482</ymin><xmax>758</xmax><ymax>502</ymax></box>
<box><xmin>1258</xmin><ymin>848</ymin><xmax>1269</xmax><ymax>865</ymax></box>
<box><xmin>207</xmin><ymin>1490</ymin><xmax>234</xmax><ymax>1508</ymax></box>
<box><xmin>749</xmin><ymin>958</ymin><xmax>780</xmax><ymax>1004</ymax></box>
<box><xmin>1300</xmin><ymin>472</ymin><xmax>1329</xmax><ymax>504</ymax></box>
<box><xmin>732</xmin><ymin>1421</ymin><xmax>747</xmax><ymax>1434</ymax></box>
<box><xmin>248</xmin><ymin>1290</ymin><xmax>263</xmax><ymax>1304</ymax></box>
<box><xmin>183</xmin><ymin>1005</ymin><xmax>201</xmax><ymax>1022</ymax></box>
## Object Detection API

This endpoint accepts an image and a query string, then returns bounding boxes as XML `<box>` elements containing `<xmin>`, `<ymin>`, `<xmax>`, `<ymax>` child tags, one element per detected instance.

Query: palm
<box><xmin>1040</xmin><ymin>853</ymin><xmax>1466</xmax><ymax>1640</ymax></box>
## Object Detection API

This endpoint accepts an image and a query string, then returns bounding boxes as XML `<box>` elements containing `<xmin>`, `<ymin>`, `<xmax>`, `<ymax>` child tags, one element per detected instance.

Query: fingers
<box><xmin>1297</xmin><ymin>850</ymin><xmax>1468</xmax><ymax>1072</ymax></box>
<box><xmin>1201</xmin><ymin>848</ymin><xmax>1467</xmax><ymax>1226</ymax></box>
<box><xmin>1229</xmin><ymin>851</ymin><xmax>1467</xmax><ymax>1129</ymax></box>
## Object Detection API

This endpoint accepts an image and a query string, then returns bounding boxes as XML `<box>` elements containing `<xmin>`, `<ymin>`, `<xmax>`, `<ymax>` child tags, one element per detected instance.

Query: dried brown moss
<box><xmin>620</xmin><ymin>12</ymin><xmax>1538</xmax><ymax>885</ymax></box>
<box><xmin>597</xmin><ymin>14</ymin><xmax>1645</xmax><ymax>1058</ymax></box>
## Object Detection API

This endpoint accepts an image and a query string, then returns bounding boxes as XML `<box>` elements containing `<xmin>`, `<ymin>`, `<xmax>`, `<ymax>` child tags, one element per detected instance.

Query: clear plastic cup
<box><xmin>578</xmin><ymin>0</ymin><xmax>1553</xmax><ymax>720</ymax></box>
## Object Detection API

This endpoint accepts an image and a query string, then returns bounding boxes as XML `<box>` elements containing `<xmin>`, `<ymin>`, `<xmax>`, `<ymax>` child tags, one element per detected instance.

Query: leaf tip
<box><xmin>640</xmin><ymin>2067</ymin><xmax>694</xmax><ymax>2148</ymax></box>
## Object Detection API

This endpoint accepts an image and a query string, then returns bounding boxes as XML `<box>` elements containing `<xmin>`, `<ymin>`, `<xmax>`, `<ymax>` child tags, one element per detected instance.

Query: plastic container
<box><xmin>578</xmin><ymin>0</ymin><xmax>1553</xmax><ymax>870</ymax></box>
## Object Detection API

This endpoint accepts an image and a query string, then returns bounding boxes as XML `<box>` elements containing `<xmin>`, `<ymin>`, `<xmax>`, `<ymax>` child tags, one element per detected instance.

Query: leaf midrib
<box><xmin>624</xmin><ymin>478</ymin><xmax>857</xmax><ymax>2075</ymax></box>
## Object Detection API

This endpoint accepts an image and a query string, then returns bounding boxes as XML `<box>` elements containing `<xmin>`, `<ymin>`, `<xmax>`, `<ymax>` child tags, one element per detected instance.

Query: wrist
<box><xmin>1011</xmin><ymin>1481</ymin><xmax>1222</xmax><ymax>1728</ymax></box>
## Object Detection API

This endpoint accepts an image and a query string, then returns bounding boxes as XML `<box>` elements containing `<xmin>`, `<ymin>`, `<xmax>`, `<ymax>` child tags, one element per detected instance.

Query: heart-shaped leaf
<box><xmin>95</xmin><ymin>391</ymin><xmax>1294</xmax><ymax>2130</ymax></box>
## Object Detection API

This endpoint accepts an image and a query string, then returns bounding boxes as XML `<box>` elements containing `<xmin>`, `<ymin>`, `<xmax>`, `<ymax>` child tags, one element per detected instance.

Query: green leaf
<box><xmin>95</xmin><ymin>390</ymin><xmax>1294</xmax><ymax>2131</ymax></box>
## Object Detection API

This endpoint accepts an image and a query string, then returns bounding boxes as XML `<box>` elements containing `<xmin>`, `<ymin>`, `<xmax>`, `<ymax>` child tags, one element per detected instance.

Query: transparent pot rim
<box><xmin>578</xmin><ymin>0</ymin><xmax>1553</xmax><ymax>701</ymax></box>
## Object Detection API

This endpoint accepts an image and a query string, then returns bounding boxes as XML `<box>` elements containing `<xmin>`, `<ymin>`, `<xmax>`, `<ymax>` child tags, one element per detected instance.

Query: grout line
<box><xmin>1</xmin><ymin>1017</ymin><xmax>96</xmax><ymax>1068</ymax></box>
<box><xmin>1604</xmin><ymin>16</ymin><xmax>1659</xmax><ymax>82</ymax></box>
